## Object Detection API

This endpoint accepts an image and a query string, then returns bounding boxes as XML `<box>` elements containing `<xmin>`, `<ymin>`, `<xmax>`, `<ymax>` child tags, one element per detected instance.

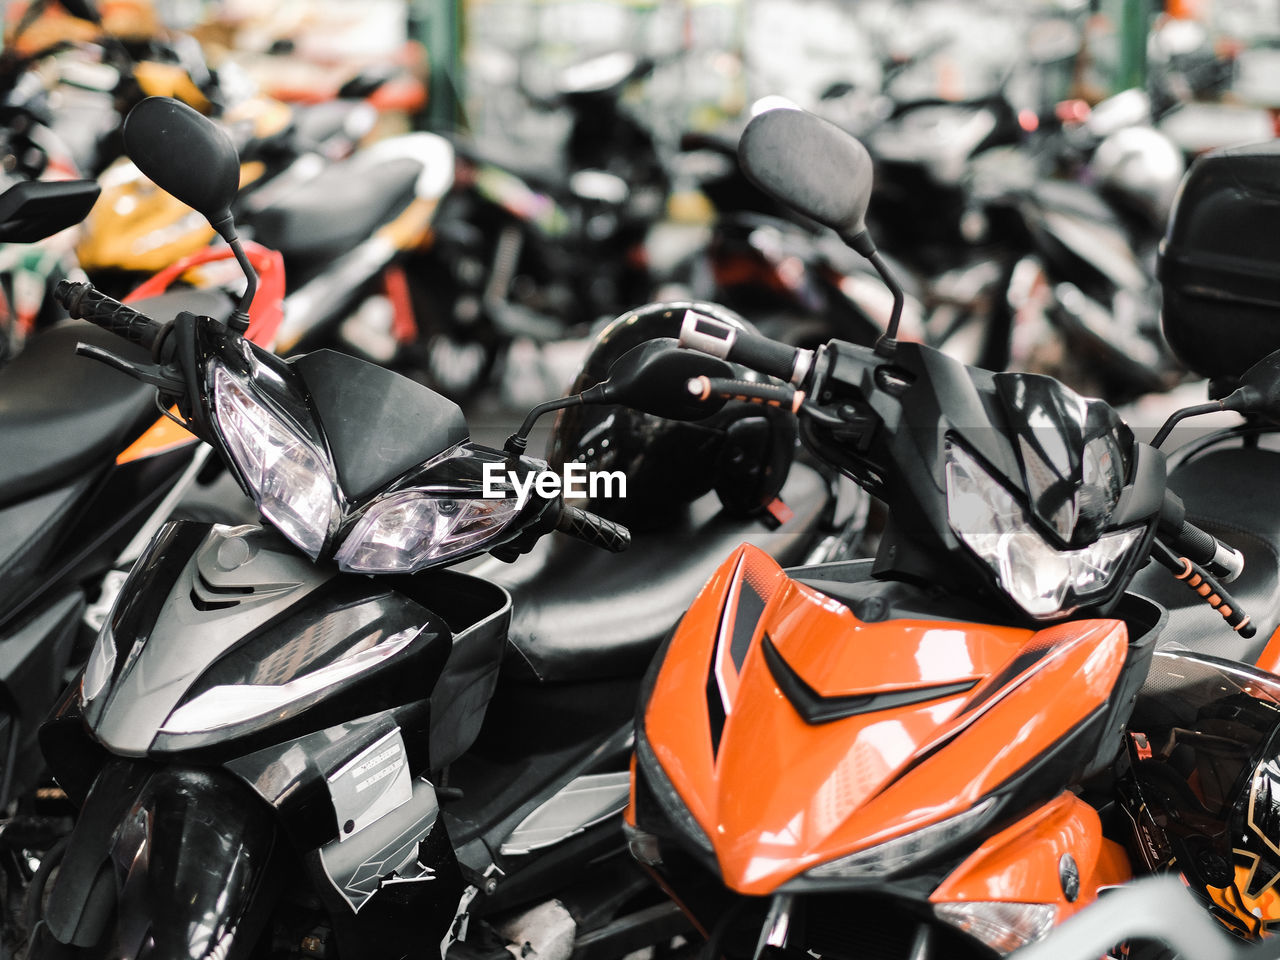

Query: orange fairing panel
<box><xmin>643</xmin><ymin>544</ymin><xmax>1132</xmax><ymax>895</ymax></box>
<box><xmin>932</xmin><ymin>792</ymin><xmax>1132</xmax><ymax>918</ymax></box>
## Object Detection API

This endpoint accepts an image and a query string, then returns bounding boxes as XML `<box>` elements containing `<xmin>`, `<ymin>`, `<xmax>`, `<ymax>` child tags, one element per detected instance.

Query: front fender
<box><xmin>39</xmin><ymin>759</ymin><xmax>279</xmax><ymax>960</ymax></box>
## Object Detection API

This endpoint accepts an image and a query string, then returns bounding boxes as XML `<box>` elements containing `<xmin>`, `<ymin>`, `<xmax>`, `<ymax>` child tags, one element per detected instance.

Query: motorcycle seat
<box><xmin>0</xmin><ymin>288</ymin><xmax>233</xmax><ymax>507</ymax></box>
<box><xmin>246</xmin><ymin>154</ymin><xmax>422</xmax><ymax>267</ymax></box>
<box><xmin>290</xmin><ymin>100</ymin><xmax>370</xmax><ymax>152</ymax></box>
<box><xmin>478</xmin><ymin>461</ymin><xmax>831</xmax><ymax>684</ymax></box>
<box><xmin>1132</xmin><ymin>445</ymin><xmax>1280</xmax><ymax>665</ymax></box>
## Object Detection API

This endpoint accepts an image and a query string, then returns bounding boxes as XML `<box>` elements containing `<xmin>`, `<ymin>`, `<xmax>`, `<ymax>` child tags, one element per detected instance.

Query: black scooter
<box><xmin>0</xmin><ymin>176</ymin><xmax>259</xmax><ymax>835</ymax></box>
<box><xmin>26</xmin><ymin>98</ymin><xmax>833</xmax><ymax>960</ymax></box>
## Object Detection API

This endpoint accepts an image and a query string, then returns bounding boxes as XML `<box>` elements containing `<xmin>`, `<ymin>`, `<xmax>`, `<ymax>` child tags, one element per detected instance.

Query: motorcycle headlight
<box><xmin>934</xmin><ymin>901</ymin><xmax>1057</xmax><ymax>955</ymax></box>
<box><xmin>212</xmin><ymin>364</ymin><xmax>339</xmax><ymax>559</ymax></box>
<box><xmin>800</xmin><ymin>798</ymin><xmax>997</xmax><ymax>882</ymax></box>
<box><xmin>945</xmin><ymin>442</ymin><xmax>1143</xmax><ymax>619</ymax></box>
<box><xmin>335</xmin><ymin>492</ymin><xmax>519</xmax><ymax>573</ymax></box>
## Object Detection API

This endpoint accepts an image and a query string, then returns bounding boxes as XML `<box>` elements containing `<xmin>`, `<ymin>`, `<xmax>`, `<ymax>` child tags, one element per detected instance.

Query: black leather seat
<box><xmin>247</xmin><ymin>154</ymin><xmax>421</xmax><ymax>267</ymax></box>
<box><xmin>0</xmin><ymin>288</ymin><xmax>233</xmax><ymax>506</ymax></box>
<box><xmin>1131</xmin><ymin>446</ymin><xmax>1280</xmax><ymax>665</ymax></box>
<box><xmin>478</xmin><ymin>462</ymin><xmax>831</xmax><ymax>684</ymax></box>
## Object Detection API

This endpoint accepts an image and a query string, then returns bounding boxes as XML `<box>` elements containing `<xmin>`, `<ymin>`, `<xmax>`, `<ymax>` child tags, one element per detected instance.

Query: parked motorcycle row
<box><xmin>8</xmin><ymin>1</ymin><xmax>1280</xmax><ymax>959</ymax></box>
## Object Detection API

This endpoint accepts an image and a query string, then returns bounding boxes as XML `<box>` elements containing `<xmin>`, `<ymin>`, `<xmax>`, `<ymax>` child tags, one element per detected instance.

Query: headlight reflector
<box><xmin>335</xmin><ymin>493</ymin><xmax>519</xmax><ymax>573</ymax></box>
<box><xmin>933</xmin><ymin>901</ymin><xmax>1057</xmax><ymax>955</ymax></box>
<box><xmin>212</xmin><ymin>365</ymin><xmax>338</xmax><ymax>558</ymax></box>
<box><xmin>945</xmin><ymin>442</ymin><xmax>1142</xmax><ymax>618</ymax></box>
<box><xmin>803</xmin><ymin>798</ymin><xmax>997</xmax><ymax>881</ymax></box>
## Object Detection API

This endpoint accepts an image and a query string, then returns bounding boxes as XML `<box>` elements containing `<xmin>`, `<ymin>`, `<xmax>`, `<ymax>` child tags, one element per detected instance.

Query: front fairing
<box><xmin>633</xmin><ymin>544</ymin><xmax>1136</xmax><ymax>896</ymax></box>
<box><xmin>802</xmin><ymin>338</ymin><xmax>1161</xmax><ymax>620</ymax></box>
<box><xmin>80</xmin><ymin>520</ymin><xmax>453</xmax><ymax>758</ymax></box>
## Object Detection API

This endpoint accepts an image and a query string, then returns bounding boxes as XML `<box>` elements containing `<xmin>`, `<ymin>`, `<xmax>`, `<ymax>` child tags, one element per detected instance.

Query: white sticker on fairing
<box><xmin>327</xmin><ymin>727</ymin><xmax>413</xmax><ymax>840</ymax></box>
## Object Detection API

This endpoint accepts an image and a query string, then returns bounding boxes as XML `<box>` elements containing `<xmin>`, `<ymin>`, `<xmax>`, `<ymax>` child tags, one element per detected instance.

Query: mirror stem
<box><xmin>223</xmin><ymin>233</ymin><xmax>258</xmax><ymax>333</ymax></box>
<box><xmin>867</xmin><ymin>250</ymin><xmax>904</xmax><ymax>355</ymax></box>
<box><xmin>1151</xmin><ymin>400</ymin><xmax>1224</xmax><ymax>449</ymax></box>
<box><xmin>505</xmin><ymin>395</ymin><xmax>583</xmax><ymax>456</ymax></box>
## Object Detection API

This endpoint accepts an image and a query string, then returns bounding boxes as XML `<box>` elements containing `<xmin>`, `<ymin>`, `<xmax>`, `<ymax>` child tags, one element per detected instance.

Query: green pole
<box><xmin>411</xmin><ymin>0</ymin><xmax>464</xmax><ymax>131</ymax></box>
<box><xmin>1116</xmin><ymin>0</ymin><xmax>1149</xmax><ymax>92</ymax></box>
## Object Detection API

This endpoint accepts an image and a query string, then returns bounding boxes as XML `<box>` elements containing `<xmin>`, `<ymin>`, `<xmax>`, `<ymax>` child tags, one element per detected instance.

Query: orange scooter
<box><xmin>623</xmin><ymin>106</ymin><xmax>1265</xmax><ymax>958</ymax></box>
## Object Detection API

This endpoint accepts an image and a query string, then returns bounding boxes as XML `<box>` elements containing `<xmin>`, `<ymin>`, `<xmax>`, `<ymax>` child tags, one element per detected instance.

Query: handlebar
<box><xmin>556</xmin><ymin>504</ymin><xmax>630</xmax><ymax>553</ymax></box>
<box><xmin>678</xmin><ymin>309</ymin><xmax>814</xmax><ymax>386</ymax></box>
<box><xmin>1160</xmin><ymin>490</ymin><xmax>1244</xmax><ymax>583</ymax></box>
<box><xmin>1167</xmin><ymin>517</ymin><xmax>1245</xmax><ymax>583</ymax></box>
<box><xmin>55</xmin><ymin>280</ymin><xmax>165</xmax><ymax>350</ymax></box>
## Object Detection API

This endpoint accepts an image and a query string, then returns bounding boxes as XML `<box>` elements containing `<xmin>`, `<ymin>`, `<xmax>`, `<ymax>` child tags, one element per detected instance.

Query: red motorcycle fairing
<box><xmin>638</xmin><ymin>543</ymin><xmax>1139</xmax><ymax>896</ymax></box>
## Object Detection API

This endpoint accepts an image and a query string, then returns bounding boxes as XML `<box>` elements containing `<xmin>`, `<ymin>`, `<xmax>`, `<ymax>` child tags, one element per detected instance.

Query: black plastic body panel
<box><xmin>42</xmin><ymin>758</ymin><xmax>280</xmax><ymax>960</ymax></box>
<box><xmin>0</xmin><ymin>589</ymin><xmax>81</xmax><ymax>804</ymax></box>
<box><xmin>1160</xmin><ymin>139</ymin><xmax>1280</xmax><ymax>379</ymax></box>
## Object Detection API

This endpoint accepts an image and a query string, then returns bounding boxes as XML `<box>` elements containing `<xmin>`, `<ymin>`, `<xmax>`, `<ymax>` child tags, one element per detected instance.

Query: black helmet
<box><xmin>1122</xmin><ymin>650</ymin><xmax>1280</xmax><ymax>939</ymax></box>
<box><xmin>548</xmin><ymin>301</ymin><xmax>796</xmax><ymax>529</ymax></box>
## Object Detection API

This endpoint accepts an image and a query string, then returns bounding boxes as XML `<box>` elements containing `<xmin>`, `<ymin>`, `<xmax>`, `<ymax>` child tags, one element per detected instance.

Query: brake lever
<box><xmin>75</xmin><ymin>342</ymin><xmax>186</xmax><ymax>394</ymax></box>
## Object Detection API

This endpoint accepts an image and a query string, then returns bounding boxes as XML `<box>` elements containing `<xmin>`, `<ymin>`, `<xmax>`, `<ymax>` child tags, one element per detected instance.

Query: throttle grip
<box><xmin>556</xmin><ymin>504</ymin><xmax>630</xmax><ymax>553</ymax></box>
<box><xmin>1169</xmin><ymin>519</ymin><xmax>1244</xmax><ymax>583</ymax></box>
<box><xmin>678</xmin><ymin>309</ymin><xmax>812</xmax><ymax>385</ymax></box>
<box><xmin>55</xmin><ymin>280</ymin><xmax>164</xmax><ymax>350</ymax></box>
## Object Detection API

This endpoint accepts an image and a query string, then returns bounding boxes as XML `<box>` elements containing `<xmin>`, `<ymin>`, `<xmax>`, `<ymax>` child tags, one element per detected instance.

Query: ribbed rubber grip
<box><xmin>556</xmin><ymin>504</ymin><xmax>630</xmax><ymax>553</ymax></box>
<box><xmin>55</xmin><ymin>280</ymin><xmax>163</xmax><ymax>349</ymax></box>
<box><xmin>726</xmin><ymin>332</ymin><xmax>802</xmax><ymax>382</ymax></box>
<box><xmin>1173</xmin><ymin>519</ymin><xmax>1244</xmax><ymax>583</ymax></box>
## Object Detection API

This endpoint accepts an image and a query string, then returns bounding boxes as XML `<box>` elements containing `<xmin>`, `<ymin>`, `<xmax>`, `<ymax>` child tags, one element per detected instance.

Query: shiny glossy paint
<box><xmin>640</xmin><ymin>543</ymin><xmax>1131</xmax><ymax>895</ymax></box>
<box><xmin>932</xmin><ymin>791</ymin><xmax>1132</xmax><ymax>918</ymax></box>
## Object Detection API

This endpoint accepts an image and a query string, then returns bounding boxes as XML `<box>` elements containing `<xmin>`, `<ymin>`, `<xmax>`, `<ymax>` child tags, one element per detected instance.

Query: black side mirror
<box><xmin>59</xmin><ymin>0</ymin><xmax>102</xmax><ymax>23</ymax></box>
<box><xmin>738</xmin><ymin>104</ymin><xmax>875</xmax><ymax>255</ymax></box>
<box><xmin>1154</xmin><ymin>346</ymin><xmax>1280</xmax><ymax>448</ymax></box>
<box><xmin>1231</xmin><ymin>348</ymin><xmax>1280</xmax><ymax>418</ymax></box>
<box><xmin>0</xmin><ymin>180</ymin><xmax>100</xmax><ymax>243</ymax></box>
<box><xmin>122</xmin><ymin>97</ymin><xmax>240</xmax><ymax>238</ymax></box>
<box><xmin>585</xmin><ymin>338</ymin><xmax>733</xmax><ymax>420</ymax></box>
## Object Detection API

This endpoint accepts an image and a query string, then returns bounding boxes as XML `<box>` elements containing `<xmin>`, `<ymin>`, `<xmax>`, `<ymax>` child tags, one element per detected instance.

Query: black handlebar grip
<box><xmin>54</xmin><ymin>280</ymin><xmax>163</xmax><ymax>350</ymax></box>
<box><xmin>1171</xmin><ymin>519</ymin><xmax>1245</xmax><ymax>583</ymax></box>
<box><xmin>678</xmin><ymin>309</ymin><xmax>811</xmax><ymax>384</ymax></box>
<box><xmin>556</xmin><ymin>504</ymin><xmax>630</xmax><ymax>553</ymax></box>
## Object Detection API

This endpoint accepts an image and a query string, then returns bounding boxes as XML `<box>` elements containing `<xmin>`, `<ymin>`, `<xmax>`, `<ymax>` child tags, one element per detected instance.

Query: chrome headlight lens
<box><xmin>335</xmin><ymin>492</ymin><xmax>519</xmax><ymax>573</ymax></box>
<box><xmin>934</xmin><ymin>901</ymin><xmax>1058</xmax><ymax>955</ymax></box>
<box><xmin>212</xmin><ymin>364</ymin><xmax>339</xmax><ymax>559</ymax></box>
<box><xmin>801</xmin><ymin>798</ymin><xmax>997</xmax><ymax>881</ymax></box>
<box><xmin>945</xmin><ymin>442</ymin><xmax>1143</xmax><ymax>619</ymax></box>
